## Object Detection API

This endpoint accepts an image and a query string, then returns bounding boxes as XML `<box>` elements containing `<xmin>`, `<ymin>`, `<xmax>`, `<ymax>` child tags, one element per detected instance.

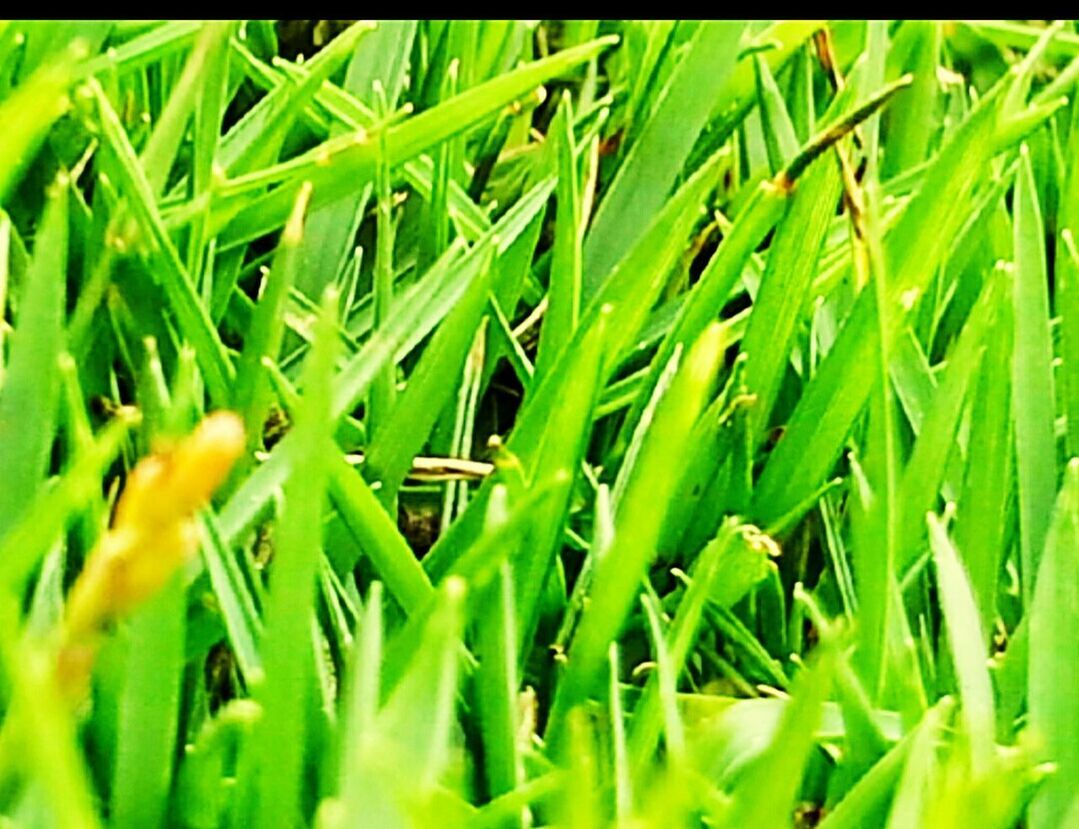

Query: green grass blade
<box><xmin>219</xmin><ymin>22</ymin><xmax>376</xmax><ymax>175</ymax></box>
<box><xmin>1012</xmin><ymin>145</ymin><xmax>1058</xmax><ymax>598</ymax></box>
<box><xmin>226</xmin><ymin>38</ymin><xmax>491</xmax><ymax>243</ymax></box>
<box><xmin>362</xmin><ymin>250</ymin><xmax>493</xmax><ymax>502</ymax></box>
<box><xmin>198</xmin><ymin>513</ymin><xmax>263</xmax><ymax>682</ymax></box>
<box><xmin>368</xmin><ymin>117</ymin><xmax>401</xmax><ymax>459</ymax></box>
<box><xmin>0</xmin><ymin>417</ymin><xmax>135</xmax><ymax>602</ymax></box>
<box><xmin>244</xmin><ymin>289</ymin><xmax>338</xmax><ymax>827</ymax></box>
<box><xmin>616</xmin><ymin>180</ymin><xmax>788</xmax><ymax>457</ymax></box>
<box><xmin>83</xmin><ymin>21</ymin><xmax>201</xmax><ymax>75</ymax></box>
<box><xmin>232</xmin><ymin>183</ymin><xmax>312</xmax><ymax>454</ymax></box>
<box><xmin>0</xmin><ymin>51</ymin><xmax>77</xmax><ymax>203</ymax></box>
<box><xmin>626</xmin><ymin>519</ymin><xmax>770</xmax><ymax>774</ymax></box>
<box><xmin>327</xmin><ymin>452</ymin><xmax>434</xmax><ymax>614</ymax></box>
<box><xmin>1061</xmin><ymin>227</ymin><xmax>1079</xmax><ymax>457</ymax></box>
<box><xmin>501</xmin><ymin>318</ymin><xmax>605</xmax><ymax>659</ymax></box>
<box><xmin>1028</xmin><ymin>460</ymin><xmax>1079</xmax><ymax>829</ymax></box>
<box><xmin>818</xmin><ymin>727</ymin><xmax>913</xmax><ymax>829</ymax></box>
<box><xmin>724</xmin><ymin>639</ymin><xmax>838</xmax><ymax>829</ymax></box>
<box><xmin>290</xmin><ymin>21</ymin><xmax>417</xmax><ymax>300</ymax></box>
<box><xmin>753</xmin><ymin>52</ymin><xmax>800</xmax><ymax>174</ymax></box>
<box><xmin>186</xmin><ymin>22</ymin><xmax>232</xmax><ymax>273</ymax></box>
<box><xmin>882</xmin><ymin>22</ymin><xmax>941</xmax><ymax>178</ymax></box>
<box><xmin>214</xmin><ymin>36</ymin><xmax>615</xmax><ymax>247</ymax></box>
<box><xmin>344</xmin><ymin>578</ymin><xmax>468</xmax><ymax>824</ymax></box>
<box><xmin>533</xmin><ymin>94</ymin><xmax>582</xmax><ymax>382</ymax></box>
<box><xmin>752</xmin><ymin>84</ymin><xmax>1004</xmax><ymax>526</ymax></box>
<box><xmin>927</xmin><ymin>515</ymin><xmax>995</xmax><ymax>775</ymax></box>
<box><xmin>218</xmin><ymin>181</ymin><xmax>551</xmax><ymax>546</ymax></box>
<box><xmin>639</xmin><ymin>589</ymin><xmax>684</xmax><ymax>765</ymax></box>
<box><xmin>474</xmin><ymin>564</ymin><xmax>522</xmax><ymax>813</ymax></box>
<box><xmin>139</xmin><ymin>22</ymin><xmax>232</xmax><ymax>197</ymax></box>
<box><xmin>896</xmin><ymin>268</ymin><xmax>1001</xmax><ymax>569</ymax></box>
<box><xmin>546</xmin><ymin>323</ymin><xmax>726</xmax><ymax>747</ymax></box>
<box><xmin>175</xmin><ymin>700</ymin><xmax>259</xmax><ymax>829</ymax></box>
<box><xmin>685</xmin><ymin>20</ymin><xmax>825</xmax><ymax>172</ymax></box>
<box><xmin>0</xmin><ymin>601</ymin><xmax>101</xmax><ymax>829</ymax></box>
<box><xmin>345</xmin><ymin>21</ymin><xmax>417</xmax><ymax>109</ymax></box>
<box><xmin>0</xmin><ymin>179</ymin><xmax>67</xmax><ymax>539</ymax></box>
<box><xmin>89</xmin><ymin>80</ymin><xmax>234</xmax><ymax>405</ymax></box>
<box><xmin>741</xmin><ymin>153</ymin><xmax>842</xmax><ymax>438</ymax></box>
<box><xmin>110</xmin><ymin>571</ymin><xmax>185</xmax><ymax>828</ymax></box>
<box><xmin>883</xmin><ymin>699</ymin><xmax>953</xmax><ymax>829</ymax></box>
<box><xmin>339</xmin><ymin>581</ymin><xmax>383</xmax><ymax>807</ymax></box>
<box><xmin>331</xmin><ymin>180</ymin><xmax>552</xmax><ymax>419</ymax></box>
<box><xmin>1059</xmin><ymin>91</ymin><xmax>1079</xmax><ymax>456</ymax></box>
<box><xmin>954</xmin><ymin>297</ymin><xmax>1013</xmax><ymax>631</ymax></box>
<box><xmin>424</xmin><ymin>152</ymin><xmax>727</xmax><ymax>582</ymax></box>
<box><xmin>582</xmin><ymin>21</ymin><xmax>744</xmax><ymax>298</ymax></box>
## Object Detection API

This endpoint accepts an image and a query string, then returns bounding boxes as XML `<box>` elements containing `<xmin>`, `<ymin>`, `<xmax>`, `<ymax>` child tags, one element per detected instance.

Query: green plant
<box><xmin>0</xmin><ymin>18</ymin><xmax>1076</xmax><ymax>829</ymax></box>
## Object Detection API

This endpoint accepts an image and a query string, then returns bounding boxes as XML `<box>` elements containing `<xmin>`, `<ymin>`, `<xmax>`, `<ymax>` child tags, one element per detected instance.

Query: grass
<box><xmin>0</xmin><ymin>18</ymin><xmax>1075</xmax><ymax>828</ymax></box>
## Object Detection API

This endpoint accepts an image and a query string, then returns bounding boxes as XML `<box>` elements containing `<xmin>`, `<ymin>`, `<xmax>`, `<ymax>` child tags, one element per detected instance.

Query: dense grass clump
<box><xmin>0</xmin><ymin>18</ymin><xmax>1077</xmax><ymax>828</ymax></box>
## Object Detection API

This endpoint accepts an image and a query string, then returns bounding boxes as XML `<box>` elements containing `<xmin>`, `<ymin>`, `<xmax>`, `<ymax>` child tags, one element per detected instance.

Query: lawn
<box><xmin>0</xmin><ymin>19</ymin><xmax>1076</xmax><ymax>828</ymax></box>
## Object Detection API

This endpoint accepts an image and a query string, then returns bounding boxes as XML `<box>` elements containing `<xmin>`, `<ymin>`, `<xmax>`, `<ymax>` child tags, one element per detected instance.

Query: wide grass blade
<box><xmin>546</xmin><ymin>323</ymin><xmax>726</xmax><ymax>746</ymax></box>
<box><xmin>109</xmin><ymin>570</ymin><xmax>185</xmax><ymax>828</ymax></box>
<box><xmin>1028</xmin><ymin>460</ymin><xmax>1079</xmax><ymax>828</ymax></box>
<box><xmin>741</xmin><ymin>152</ymin><xmax>841</xmax><ymax>438</ymax></box>
<box><xmin>0</xmin><ymin>49</ymin><xmax>77</xmax><ymax>203</ymax></box>
<box><xmin>582</xmin><ymin>21</ymin><xmax>744</xmax><ymax>297</ymax></box>
<box><xmin>724</xmin><ymin>640</ymin><xmax>838</xmax><ymax>828</ymax></box>
<box><xmin>0</xmin><ymin>180</ymin><xmax>68</xmax><ymax>539</ymax></box>
<box><xmin>242</xmin><ymin>289</ymin><xmax>338</xmax><ymax>827</ymax></box>
<box><xmin>1011</xmin><ymin>145</ymin><xmax>1058</xmax><ymax>598</ymax></box>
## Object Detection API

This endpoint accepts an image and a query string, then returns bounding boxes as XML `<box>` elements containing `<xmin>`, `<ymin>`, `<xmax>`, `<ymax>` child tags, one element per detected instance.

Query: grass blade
<box><xmin>1011</xmin><ymin>145</ymin><xmax>1058</xmax><ymax>597</ymax></box>
<box><xmin>927</xmin><ymin>515</ymin><xmax>995</xmax><ymax>775</ymax></box>
<box><xmin>0</xmin><ymin>179</ymin><xmax>68</xmax><ymax>539</ymax></box>
<box><xmin>1028</xmin><ymin>460</ymin><xmax>1079</xmax><ymax>829</ymax></box>
<box><xmin>243</xmin><ymin>289</ymin><xmax>338</xmax><ymax>827</ymax></box>
<box><xmin>582</xmin><ymin>21</ymin><xmax>745</xmax><ymax>297</ymax></box>
<box><xmin>546</xmin><ymin>323</ymin><xmax>726</xmax><ymax>747</ymax></box>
